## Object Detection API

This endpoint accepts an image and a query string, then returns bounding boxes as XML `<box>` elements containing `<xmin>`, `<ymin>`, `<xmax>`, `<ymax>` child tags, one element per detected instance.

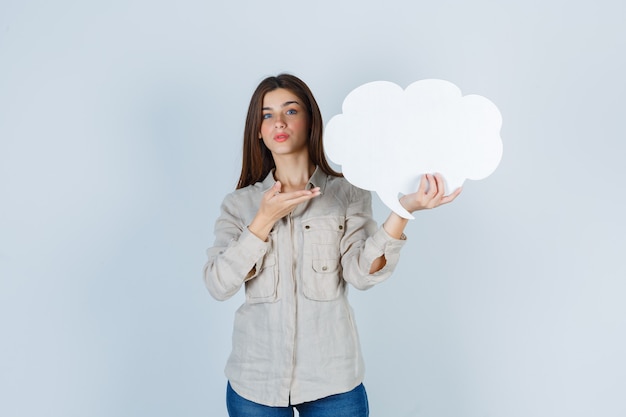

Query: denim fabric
<box><xmin>226</xmin><ymin>382</ymin><xmax>369</xmax><ymax>417</ymax></box>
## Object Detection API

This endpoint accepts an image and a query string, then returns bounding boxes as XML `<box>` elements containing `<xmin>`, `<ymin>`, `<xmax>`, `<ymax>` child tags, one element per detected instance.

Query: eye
<box><xmin>262</xmin><ymin>113</ymin><xmax>272</xmax><ymax>119</ymax></box>
<box><xmin>286</xmin><ymin>109</ymin><xmax>297</xmax><ymax>115</ymax></box>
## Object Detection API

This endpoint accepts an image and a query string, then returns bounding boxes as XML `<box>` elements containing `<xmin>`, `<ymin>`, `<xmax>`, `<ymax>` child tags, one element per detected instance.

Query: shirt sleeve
<box><xmin>339</xmin><ymin>186</ymin><xmax>407</xmax><ymax>290</ymax></box>
<box><xmin>203</xmin><ymin>193</ymin><xmax>271</xmax><ymax>301</ymax></box>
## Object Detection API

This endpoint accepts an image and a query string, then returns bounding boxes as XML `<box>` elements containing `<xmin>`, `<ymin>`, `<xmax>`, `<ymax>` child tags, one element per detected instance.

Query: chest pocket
<box><xmin>245</xmin><ymin>253</ymin><xmax>278</xmax><ymax>304</ymax></box>
<box><xmin>302</xmin><ymin>216</ymin><xmax>346</xmax><ymax>301</ymax></box>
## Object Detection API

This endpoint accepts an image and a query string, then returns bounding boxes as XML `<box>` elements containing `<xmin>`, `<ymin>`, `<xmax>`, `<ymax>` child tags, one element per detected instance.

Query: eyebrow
<box><xmin>262</xmin><ymin>101</ymin><xmax>300</xmax><ymax>111</ymax></box>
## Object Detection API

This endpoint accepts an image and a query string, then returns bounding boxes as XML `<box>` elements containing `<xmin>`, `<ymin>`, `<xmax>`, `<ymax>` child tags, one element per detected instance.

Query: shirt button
<box><xmin>305</xmin><ymin>225</ymin><xmax>310</xmax><ymax>230</ymax></box>
<box><xmin>338</xmin><ymin>225</ymin><xmax>343</xmax><ymax>230</ymax></box>
<box><xmin>322</xmin><ymin>266</ymin><xmax>328</xmax><ymax>271</ymax></box>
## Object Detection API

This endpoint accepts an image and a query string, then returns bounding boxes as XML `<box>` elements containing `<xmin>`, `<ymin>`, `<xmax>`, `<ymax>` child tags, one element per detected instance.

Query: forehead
<box><xmin>262</xmin><ymin>88</ymin><xmax>302</xmax><ymax>107</ymax></box>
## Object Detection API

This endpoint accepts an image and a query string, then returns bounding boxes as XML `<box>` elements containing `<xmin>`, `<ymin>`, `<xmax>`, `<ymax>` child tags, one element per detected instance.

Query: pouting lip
<box><xmin>274</xmin><ymin>133</ymin><xmax>289</xmax><ymax>142</ymax></box>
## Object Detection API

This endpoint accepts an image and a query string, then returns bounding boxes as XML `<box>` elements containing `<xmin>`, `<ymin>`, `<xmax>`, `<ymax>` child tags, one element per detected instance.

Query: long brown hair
<box><xmin>236</xmin><ymin>74</ymin><xmax>342</xmax><ymax>189</ymax></box>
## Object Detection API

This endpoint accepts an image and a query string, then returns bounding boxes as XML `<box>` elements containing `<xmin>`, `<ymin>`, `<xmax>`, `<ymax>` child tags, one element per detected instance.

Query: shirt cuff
<box><xmin>371</xmin><ymin>225</ymin><xmax>407</xmax><ymax>253</ymax></box>
<box><xmin>239</xmin><ymin>228</ymin><xmax>272</xmax><ymax>280</ymax></box>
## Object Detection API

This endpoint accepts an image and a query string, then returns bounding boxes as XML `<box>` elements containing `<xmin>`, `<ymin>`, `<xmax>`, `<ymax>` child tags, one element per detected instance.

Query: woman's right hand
<box><xmin>248</xmin><ymin>181</ymin><xmax>321</xmax><ymax>241</ymax></box>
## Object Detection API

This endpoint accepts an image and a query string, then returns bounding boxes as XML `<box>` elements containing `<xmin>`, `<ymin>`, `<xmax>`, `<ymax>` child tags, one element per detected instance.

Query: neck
<box><xmin>273</xmin><ymin>155</ymin><xmax>315</xmax><ymax>192</ymax></box>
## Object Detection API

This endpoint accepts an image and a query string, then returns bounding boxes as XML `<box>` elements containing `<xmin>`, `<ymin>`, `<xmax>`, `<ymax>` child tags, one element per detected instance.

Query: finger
<box><xmin>283</xmin><ymin>189</ymin><xmax>320</xmax><ymax>203</ymax></box>
<box><xmin>268</xmin><ymin>181</ymin><xmax>282</xmax><ymax>198</ymax></box>
<box><xmin>417</xmin><ymin>174</ymin><xmax>429</xmax><ymax>195</ymax></box>
<box><xmin>433</xmin><ymin>173</ymin><xmax>446</xmax><ymax>197</ymax></box>
<box><xmin>296</xmin><ymin>193</ymin><xmax>321</xmax><ymax>206</ymax></box>
<box><xmin>428</xmin><ymin>173</ymin><xmax>440</xmax><ymax>196</ymax></box>
<box><xmin>439</xmin><ymin>187</ymin><xmax>462</xmax><ymax>205</ymax></box>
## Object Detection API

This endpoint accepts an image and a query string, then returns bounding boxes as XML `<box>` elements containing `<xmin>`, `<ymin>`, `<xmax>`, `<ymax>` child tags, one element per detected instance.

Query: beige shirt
<box><xmin>203</xmin><ymin>168</ymin><xmax>407</xmax><ymax>407</ymax></box>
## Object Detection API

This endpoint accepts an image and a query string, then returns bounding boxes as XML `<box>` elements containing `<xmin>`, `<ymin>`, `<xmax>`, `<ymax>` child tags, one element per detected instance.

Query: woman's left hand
<box><xmin>375</xmin><ymin>173</ymin><xmax>462</xmax><ymax>271</ymax></box>
<box><xmin>399</xmin><ymin>173</ymin><xmax>462</xmax><ymax>213</ymax></box>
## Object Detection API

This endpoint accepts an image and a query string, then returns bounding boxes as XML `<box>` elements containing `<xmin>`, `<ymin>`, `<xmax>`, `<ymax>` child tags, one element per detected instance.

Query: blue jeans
<box><xmin>226</xmin><ymin>382</ymin><xmax>369</xmax><ymax>417</ymax></box>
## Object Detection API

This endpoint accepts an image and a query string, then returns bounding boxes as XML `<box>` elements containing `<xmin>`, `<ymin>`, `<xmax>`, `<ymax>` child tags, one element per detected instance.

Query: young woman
<box><xmin>203</xmin><ymin>74</ymin><xmax>461</xmax><ymax>416</ymax></box>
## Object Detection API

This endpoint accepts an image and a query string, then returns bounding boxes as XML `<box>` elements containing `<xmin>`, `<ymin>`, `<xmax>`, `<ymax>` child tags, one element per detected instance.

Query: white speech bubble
<box><xmin>325</xmin><ymin>79</ymin><xmax>503</xmax><ymax>219</ymax></box>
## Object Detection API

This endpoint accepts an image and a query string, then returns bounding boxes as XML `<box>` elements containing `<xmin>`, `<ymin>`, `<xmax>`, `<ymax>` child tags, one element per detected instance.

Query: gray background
<box><xmin>1</xmin><ymin>1</ymin><xmax>624</xmax><ymax>416</ymax></box>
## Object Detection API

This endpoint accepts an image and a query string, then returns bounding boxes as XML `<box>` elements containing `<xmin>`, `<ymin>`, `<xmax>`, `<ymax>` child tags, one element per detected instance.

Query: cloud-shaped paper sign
<box><xmin>325</xmin><ymin>79</ymin><xmax>503</xmax><ymax>219</ymax></box>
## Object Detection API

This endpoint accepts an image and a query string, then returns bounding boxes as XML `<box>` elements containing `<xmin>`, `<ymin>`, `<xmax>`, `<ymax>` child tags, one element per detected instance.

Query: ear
<box><xmin>258</xmin><ymin>132</ymin><xmax>262</xmax><ymax>139</ymax></box>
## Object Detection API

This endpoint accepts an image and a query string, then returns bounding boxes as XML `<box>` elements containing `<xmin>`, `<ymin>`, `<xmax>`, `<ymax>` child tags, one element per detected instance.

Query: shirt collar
<box><xmin>261</xmin><ymin>166</ymin><xmax>328</xmax><ymax>193</ymax></box>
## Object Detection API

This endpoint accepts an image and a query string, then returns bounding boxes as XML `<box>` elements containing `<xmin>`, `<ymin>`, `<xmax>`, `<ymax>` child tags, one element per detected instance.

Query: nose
<box><xmin>274</xmin><ymin>115</ymin><xmax>286</xmax><ymax>128</ymax></box>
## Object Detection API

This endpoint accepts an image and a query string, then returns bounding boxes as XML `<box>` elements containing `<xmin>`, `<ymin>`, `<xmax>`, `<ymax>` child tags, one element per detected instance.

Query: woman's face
<box><xmin>259</xmin><ymin>88</ymin><xmax>310</xmax><ymax>158</ymax></box>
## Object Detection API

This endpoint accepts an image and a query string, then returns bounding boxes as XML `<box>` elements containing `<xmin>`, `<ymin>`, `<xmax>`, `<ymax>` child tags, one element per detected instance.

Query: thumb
<box><xmin>268</xmin><ymin>181</ymin><xmax>282</xmax><ymax>197</ymax></box>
